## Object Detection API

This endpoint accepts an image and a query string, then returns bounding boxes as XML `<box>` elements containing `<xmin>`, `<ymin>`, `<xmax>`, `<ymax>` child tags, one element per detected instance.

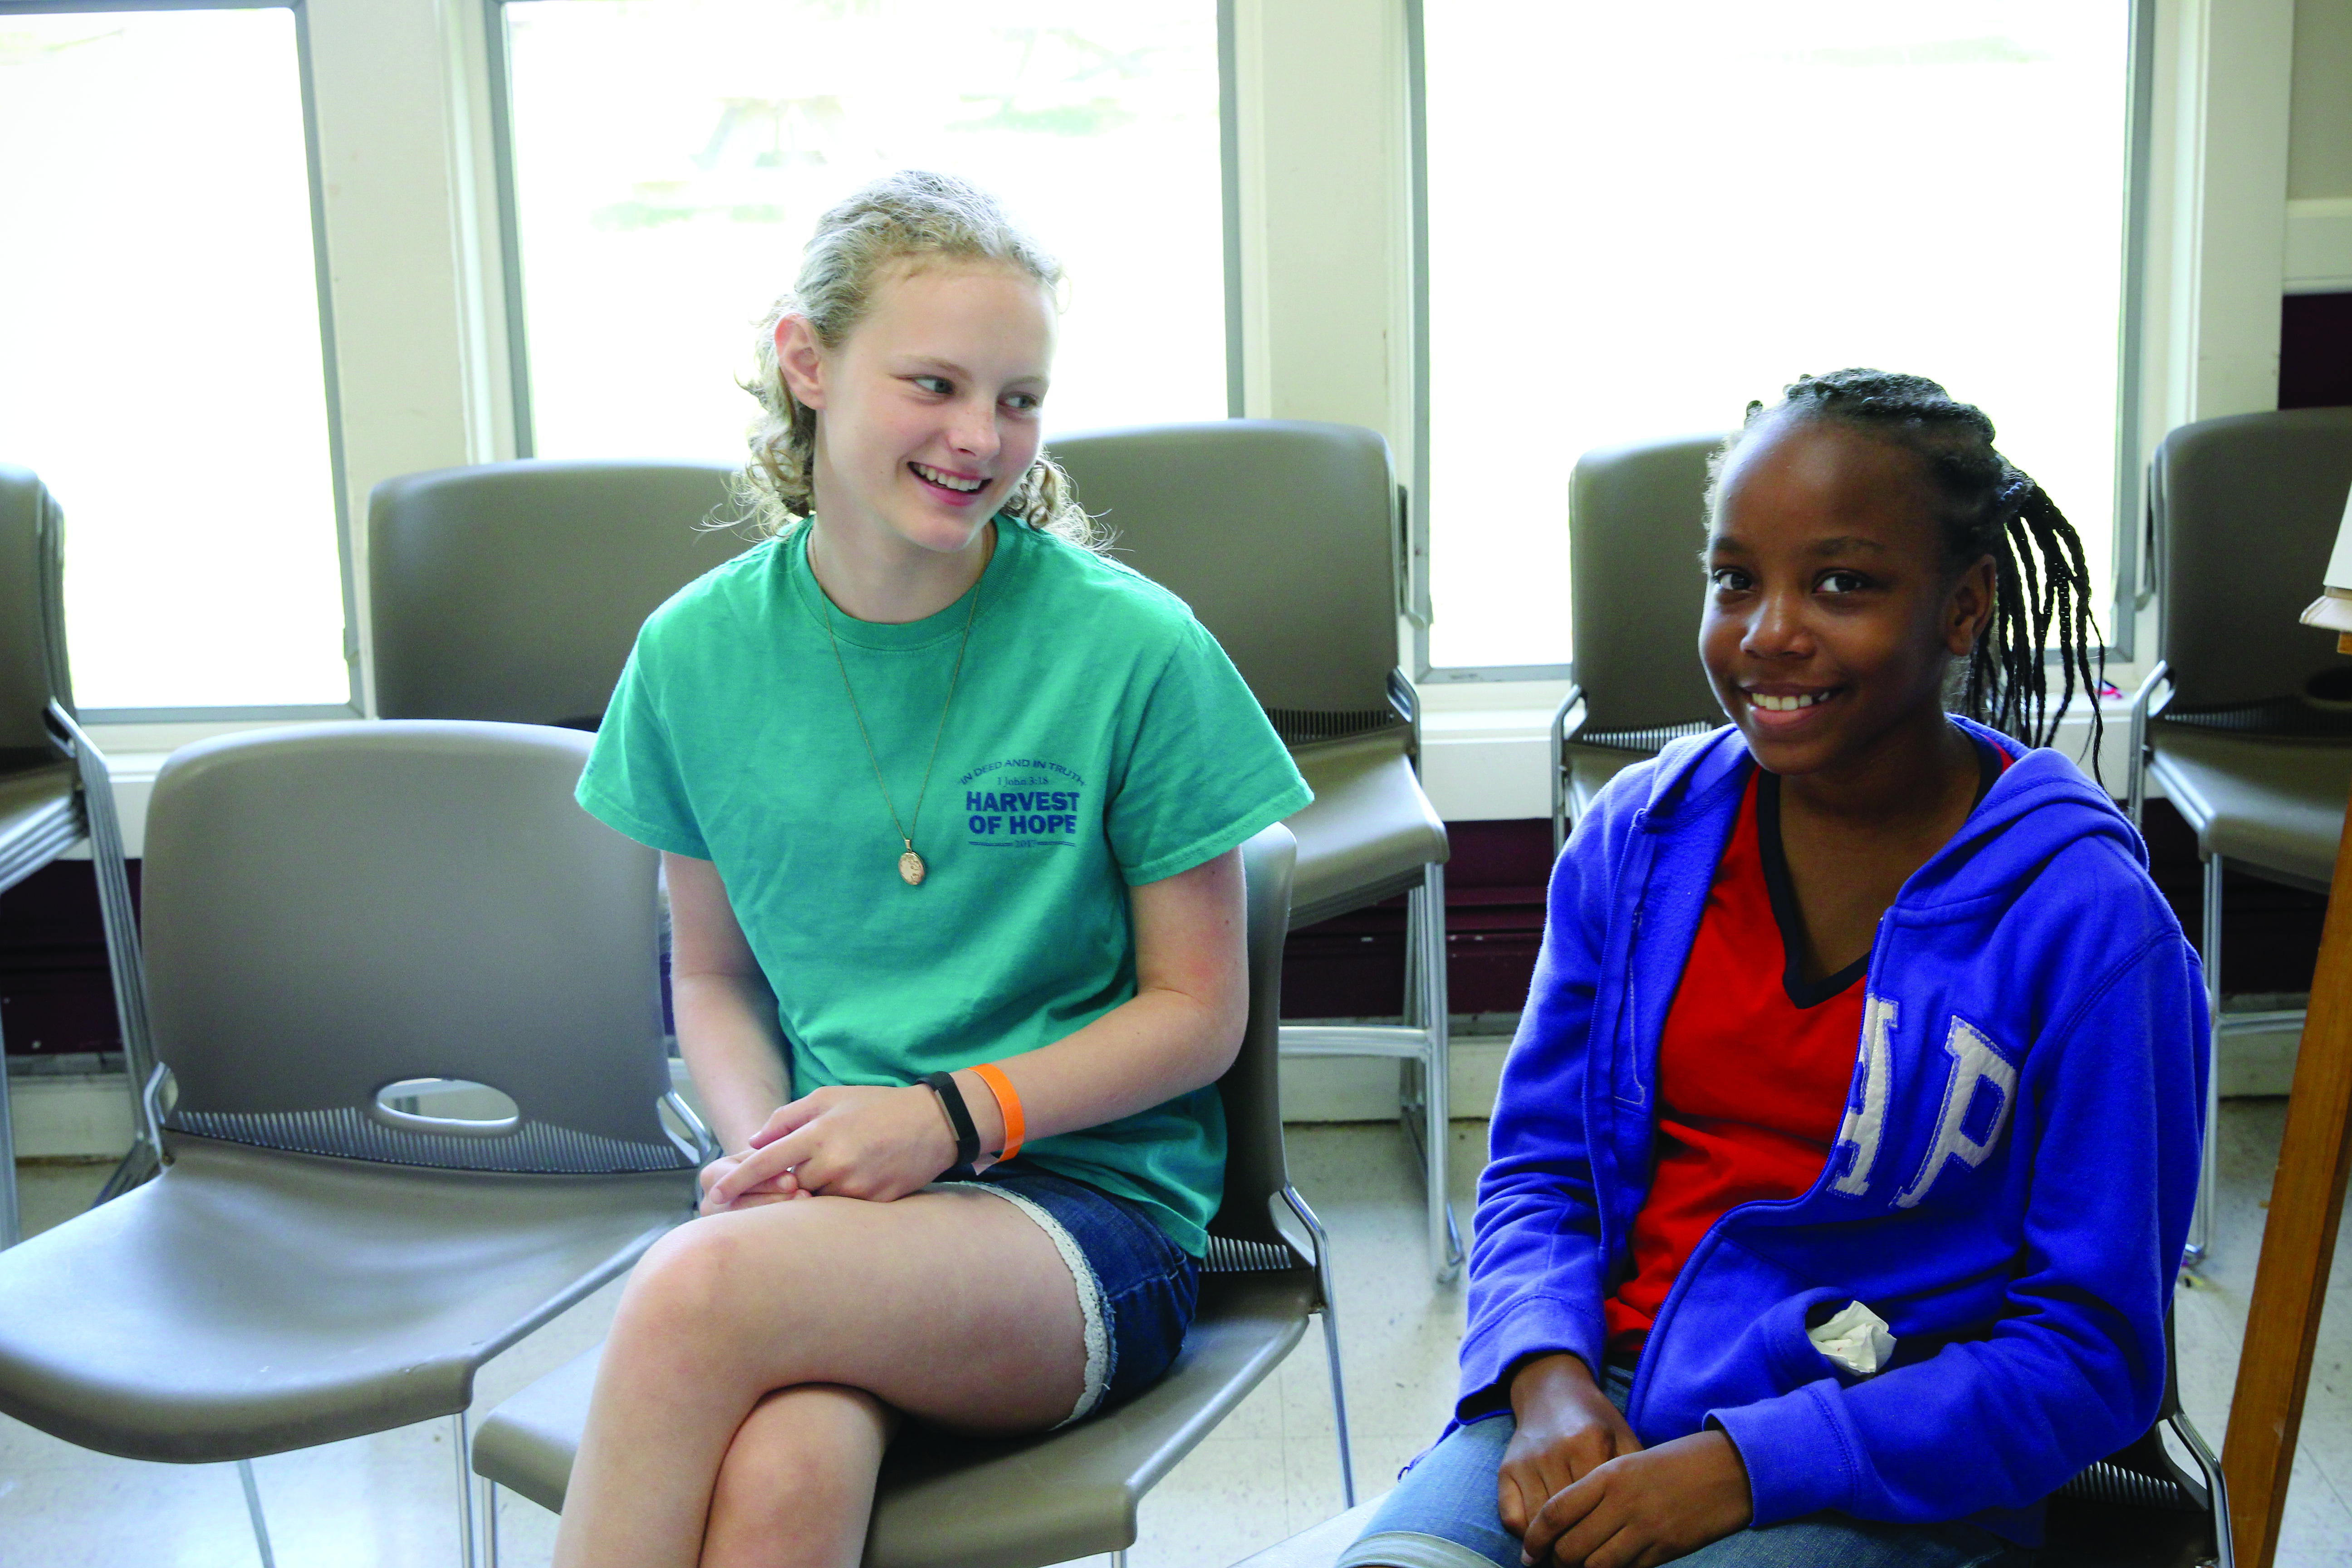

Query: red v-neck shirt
<box><xmin>1601</xmin><ymin>745</ymin><xmax>2007</xmax><ymax>1352</ymax></box>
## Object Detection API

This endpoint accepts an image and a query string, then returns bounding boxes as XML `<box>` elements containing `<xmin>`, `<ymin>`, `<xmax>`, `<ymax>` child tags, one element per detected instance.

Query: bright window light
<box><xmin>1422</xmin><ymin>2</ymin><xmax>2135</xmax><ymax>671</ymax></box>
<box><xmin>0</xmin><ymin>7</ymin><xmax>346</xmax><ymax>711</ymax></box>
<box><xmin>500</xmin><ymin>0</ymin><xmax>1225</xmax><ymax>460</ymax></box>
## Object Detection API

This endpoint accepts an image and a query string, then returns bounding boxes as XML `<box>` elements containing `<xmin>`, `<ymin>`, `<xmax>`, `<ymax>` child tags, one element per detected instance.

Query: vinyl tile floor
<box><xmin>0</xmin><ymin>1104</ymin><xmax>2330</xmax><ymax>1567</ymax></box>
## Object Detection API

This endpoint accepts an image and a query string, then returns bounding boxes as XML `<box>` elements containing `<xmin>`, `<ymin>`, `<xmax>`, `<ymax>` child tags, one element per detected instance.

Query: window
<box><xmin>0</xmin><ymin>4</ymin><xmax>348</xmax><ymax>713</ymax></box>
<box><xmin>1417</xmin><ymin>2</ymin><xmax>2141</xmax><ymax>674</ymax></box>
<box><xmin>494</xmin><ymin>0</ymin><xmax>1229</xmax><ymax>460</ymax></box>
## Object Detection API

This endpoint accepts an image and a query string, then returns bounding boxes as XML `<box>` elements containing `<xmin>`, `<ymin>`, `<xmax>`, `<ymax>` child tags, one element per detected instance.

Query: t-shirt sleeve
<box><xmin>1107</xmin><ymin>618</ymin><xmax>1312</xmax><ymax>886</ymax></box>
<box><xmin>576</xmin><ymin>637</ymin><xmax>712</xmax><ymax>860</ymax></box>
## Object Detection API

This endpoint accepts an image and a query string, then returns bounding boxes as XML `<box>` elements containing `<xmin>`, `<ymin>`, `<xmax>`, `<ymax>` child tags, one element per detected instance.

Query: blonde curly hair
<box><xmin>737</xmin><ymin>170</ymin><xmax>1102</xmax><ymax>549</ymax></box>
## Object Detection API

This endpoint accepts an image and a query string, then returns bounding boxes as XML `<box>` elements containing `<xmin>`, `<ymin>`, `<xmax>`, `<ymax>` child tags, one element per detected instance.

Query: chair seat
<box><xmin>0</xmin><ymin>758</ymin><xmax>77</xmax><ymax>895</ymax></box>
<box><xmin>475</xmin><ymin>1270</ymin><xmax>1317</xmax><ymax>1568</ymax></box>
<box><xmin>1561</xmin><ymin>742</ymin><xmax>1657</xmax><ymax>826</ymax></box>
<box><xmin>0</xmin><ymin>1134</ymin><xmax>689</xmax><ymax>1463</ymax></box>
<box><xmin>2148</xmin><ymin>725</ymin><xmax>2352</xmax><ymax>891</ymax></box>
<box><xmin>1287</xmin><ymin>731</ymin><xmax>1447</xmax><ymax>929</ymax></box>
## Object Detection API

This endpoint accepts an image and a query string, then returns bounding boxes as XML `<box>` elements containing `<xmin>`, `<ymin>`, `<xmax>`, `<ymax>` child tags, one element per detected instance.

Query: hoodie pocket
<box><xmin>1634</xmin><ymin>1238</ymin><xmax>1878</xmax><ymax>1439</ymax></box>
<box><xmin>1746</xmin><ymin>1287</ymin><xmax>1865</xmax><ymax>1391</ymax></box>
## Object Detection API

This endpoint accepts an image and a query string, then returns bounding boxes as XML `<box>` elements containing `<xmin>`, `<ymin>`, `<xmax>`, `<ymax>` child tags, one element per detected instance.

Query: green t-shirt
<box><xmin>578</xmin><ymin>517</ymin><xmax>1311</xmax><ymax>1254</ymax></box>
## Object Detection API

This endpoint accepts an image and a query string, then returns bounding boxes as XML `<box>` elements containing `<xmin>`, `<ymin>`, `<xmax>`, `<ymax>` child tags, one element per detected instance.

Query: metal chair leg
<box><xmin>1319</xmin><ymin>1297</ymin><xmax>1357</xmax><ymax>1508</ymax></box>
<box><xmin>2186</xmin><ymin>853</ymin><xmax>2224</xmax><ymax>1269</ymax></box>
<box><xmin>454</xmin><ymin>1410</ymin><xmax>479</xmax><ymax>1568</ymax></box>
<box><xmin>1409</xmin><ymin>863</ymin><xmax>1463</xmax><ymax>1282</ymax></box>
<box><xmin>237</xmin><ymin>1459</ymin><xmax>277</xmax><ymax>1568</ymax></box>
<box><xmin>47</xmin><ymin>703</ymin><xmax>164</xmax><ymax>1198</ymax></box>
<box><xmin>0</xmin><ymin>1044</ymin><xmax>19</xmax><ymax>1251</ymax></box>
<box><xmin>484</xmin><ymin>1478</ymin><xmax>501</xmax><ymax>1568</ymax></box>
<box><xmin>1283</xmin><ymin>1183</ymin><xmax>1357</xmax><ymax>1507</ymax></box>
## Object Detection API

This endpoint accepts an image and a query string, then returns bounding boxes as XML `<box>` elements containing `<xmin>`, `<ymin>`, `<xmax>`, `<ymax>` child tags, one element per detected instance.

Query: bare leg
<box><xmin>551</xmin><ymin>1186</ymin><xmax>1087</xmax><ymax>1568</ymax></box>
<box><xmin>701</xmin><ymin>1385</ymin><xmax>895</xmax><ymax>1568</ymax></box>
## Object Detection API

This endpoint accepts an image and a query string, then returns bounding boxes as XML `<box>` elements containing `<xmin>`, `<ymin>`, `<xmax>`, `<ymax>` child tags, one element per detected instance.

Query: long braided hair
<box><xmin>1720</xmin><ymin>369</ymin><xmax>2106</xmax><ymax>769</ymax></box>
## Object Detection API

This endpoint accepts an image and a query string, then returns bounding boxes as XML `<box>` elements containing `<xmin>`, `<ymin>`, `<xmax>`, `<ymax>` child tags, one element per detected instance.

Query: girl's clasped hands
<box><xmin>699</xmin><ymin>1083</ymin><xmax>979</xmax><ymax>1214</ymax></box>
<box><xmin>1499</xmin><ymin>1354</ymin><xmax>1752</xmax><ymax>1568</ymax></box>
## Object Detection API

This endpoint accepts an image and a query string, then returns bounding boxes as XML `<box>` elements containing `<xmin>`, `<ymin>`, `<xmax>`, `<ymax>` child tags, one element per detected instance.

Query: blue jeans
<box><xmin>1339</xmin><ymin>1364</ymin><xmax>2034</xmax><ymax>1568</ymax></box>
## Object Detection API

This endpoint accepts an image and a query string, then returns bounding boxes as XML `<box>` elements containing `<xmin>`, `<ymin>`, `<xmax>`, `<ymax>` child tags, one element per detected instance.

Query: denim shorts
<box><xmin>935</xmin><ymin>1165</ymin><xmax>1200</xmax><ymax>1426</ymax></box>
<box><xmin>1340</xmin><ymin>1362</ymin><xmax>2035</xmax><ymax>1568</ymax></box>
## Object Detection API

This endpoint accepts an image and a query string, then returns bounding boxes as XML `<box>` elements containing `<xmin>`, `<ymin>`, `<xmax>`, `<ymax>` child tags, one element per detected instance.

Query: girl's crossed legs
<box><xmin>552</xmin><ymin>1182</ymin><xmax>1089</xmax><ymax>1568</ymax></box>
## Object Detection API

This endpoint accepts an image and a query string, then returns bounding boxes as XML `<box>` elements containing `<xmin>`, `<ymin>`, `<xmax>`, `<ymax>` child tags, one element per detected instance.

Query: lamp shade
<box><xmin>2298</xmin><ymin>481</ymin><xmax>2352</xmax><ymax>634</ymax></box>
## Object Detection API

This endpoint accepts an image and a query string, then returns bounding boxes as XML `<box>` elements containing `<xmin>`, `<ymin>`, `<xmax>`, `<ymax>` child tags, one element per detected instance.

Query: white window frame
<box><xmin>10</xmin><ymin>0</ymin><xmax>362</xmax><ymax>726</ymax></box>
<box><xmin>1401</xmin><ymin>0</ymin><xmax>2163</xmax><ymax>686</ymax></box>
<box><xmin>479</xmin><ymin>0</ymin><xmax>1249</xmax><ymax>459</ymax></box>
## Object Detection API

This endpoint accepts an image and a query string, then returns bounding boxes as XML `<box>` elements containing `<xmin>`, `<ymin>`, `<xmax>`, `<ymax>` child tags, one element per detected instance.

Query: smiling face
<box><xmin>1700</xmin><ymin>415</ymin><xmax>1995</xmax><ymax>779</ymax></box>
<box><xmin>777</xmin><ymin>257</ymin><xmax>1056</xmax><ymax>562</ymax></box>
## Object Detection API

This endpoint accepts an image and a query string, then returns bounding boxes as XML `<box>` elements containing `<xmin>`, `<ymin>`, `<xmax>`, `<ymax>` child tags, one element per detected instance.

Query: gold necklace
<box><xmin>813</xmin><ymin>541</ymin><xmax>985</xmax><ymax>887</ymax></box>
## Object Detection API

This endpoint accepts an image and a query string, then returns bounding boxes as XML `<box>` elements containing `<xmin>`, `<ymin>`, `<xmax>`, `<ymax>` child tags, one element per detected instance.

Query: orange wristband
<box><xmin>970</xmin><ymin>1061</ymin><xmax>1024</xmax><ymax>1164</ymax></box>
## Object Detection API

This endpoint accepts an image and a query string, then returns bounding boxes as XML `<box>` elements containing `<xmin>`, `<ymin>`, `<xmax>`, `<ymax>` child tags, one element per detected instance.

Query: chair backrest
<box><xmin>1049</xmin><ymin>422</ymin><xmax>1402</xmax><ymax>743</ymax></box>
<box><xmin>2154</xmin><ymin>407</ymin><xmax>2352</xmax><ymax>712</ymax></box>
<box><xmin>142</xmin><ymin>721</ymin><xmax>688</xmax><ymax>1175</ymax></box>
<box><xmin>0</xmin><ymin>464</ymin><xmax>72</xmax><ymax>755</ymax></box>
<box><xmin>1567</xmin><ymin>433</ymin><xmax>1724</xmax><ymax>739</ymax></box>
<box><xmin>368</xmin><ymin>459</ymin><xmax>752</xmax><ymax>725</ymax></box>
<box><xmin>1206</xmin><ymin>822</ymin><xmax>1299</xmax><ymax>1259</ymax></box>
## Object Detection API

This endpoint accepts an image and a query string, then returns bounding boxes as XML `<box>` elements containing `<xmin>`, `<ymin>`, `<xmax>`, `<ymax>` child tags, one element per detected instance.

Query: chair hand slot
<box><xmin>368</xmin><ymin>1078</ymin><xmax>522</xmax><ymax>1139</ymax></box>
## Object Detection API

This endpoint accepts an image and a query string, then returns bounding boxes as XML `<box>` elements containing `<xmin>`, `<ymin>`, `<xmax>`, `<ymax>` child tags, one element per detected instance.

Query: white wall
<box><xmin>1230</xmin><ymin>0</ymin><xmax>1413</xmax><ymax>451</ymax></box>
<box><xmin>2286</xmin><ymin>0</ymin><xmax>2352</xmax><ymax>292</ymax></box>
<box><xmin>2291</xmin><ymin>0</ymin><xmax>2352</xmax><ymax>200</ymax></box>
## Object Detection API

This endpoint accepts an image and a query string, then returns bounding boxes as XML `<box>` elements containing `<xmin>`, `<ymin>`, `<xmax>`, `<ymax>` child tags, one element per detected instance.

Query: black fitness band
<box><xmin>923</xmin><ymin>1071</ymin><xmax>982</xmax><ymax>1176</ymax></box>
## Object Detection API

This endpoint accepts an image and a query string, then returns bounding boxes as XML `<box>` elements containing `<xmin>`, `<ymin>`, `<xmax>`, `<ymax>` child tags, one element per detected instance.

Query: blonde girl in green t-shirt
<box><xmin>553</xmin><ymin>172</ymin><xmax>1298</xmax><ymax>1568</ymax></box>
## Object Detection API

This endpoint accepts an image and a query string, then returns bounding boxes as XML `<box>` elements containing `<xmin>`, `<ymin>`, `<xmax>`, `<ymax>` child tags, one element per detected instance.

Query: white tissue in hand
<box><xmin>1808</xmin><ymin>1300</ymin><xmax>1896</xmax><ymax>1377</ymax></box>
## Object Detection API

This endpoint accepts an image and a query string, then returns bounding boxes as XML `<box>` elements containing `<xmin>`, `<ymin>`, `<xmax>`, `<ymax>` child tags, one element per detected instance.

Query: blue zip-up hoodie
<box><xmin>1460</xmin><ymin>720</ymin><xmax>2207</xmax><ymax>1541</ymax></box>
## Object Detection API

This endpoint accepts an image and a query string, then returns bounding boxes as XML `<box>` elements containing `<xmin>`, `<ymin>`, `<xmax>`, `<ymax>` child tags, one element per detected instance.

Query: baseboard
<box><xmin>5</xmin><ymin>1071</ymin><xmax>136</xmax><ymax>1160</ymax></box>
<box><xmin>1276</xmin><ymin>1035</ymin><xmax>1511</xmax><ymax>1123</ymax></box>
<box><xmin>2217</xmin><ymin>1019</ymin><xmax>2303</xmax><ymax>1097</ymax></box>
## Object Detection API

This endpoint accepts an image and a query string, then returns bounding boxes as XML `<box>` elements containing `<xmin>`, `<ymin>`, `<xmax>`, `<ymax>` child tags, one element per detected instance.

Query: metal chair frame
<box><xmin>43</xmin><ymin>703</ymin><xmax>162</xmax><ymax>1207</ymax></box>
<box><xmin>1279</xmin><ymin>676</ymin><xmax>1459</xmax><ymax>1280</ymax></box>
<box><xmin>2121</xmin><ymin>409</ymin><xmax>2352</xmax><ymax>1270</ymax></box>
<box><xmin>2127</xmin><ymin>663</ymin><xmax>2341</xmax><ymax>1273</ymax></box>
<box><xmin>0</xmin><ymin>464</ymin><xmax>155</xmax><ymax>1244</ymax></box>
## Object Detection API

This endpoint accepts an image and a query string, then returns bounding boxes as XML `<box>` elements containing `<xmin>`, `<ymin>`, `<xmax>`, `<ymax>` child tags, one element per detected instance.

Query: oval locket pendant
<box><xmin>899</xmin><ymin>850</ymin><xmax>926</xmax><ymax>886</ymax></box>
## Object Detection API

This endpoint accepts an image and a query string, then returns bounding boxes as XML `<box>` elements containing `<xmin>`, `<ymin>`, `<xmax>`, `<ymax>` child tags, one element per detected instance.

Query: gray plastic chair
<box><xmin>1548</xmin><ymin>434</ymin><xmax>1729</xmax><ymax>852</ymax></box>
<box><xmin>472</xmin><ymin>822</ymin><xmax>1359</xmax><ymax>1567</ymax></box>
<box><xmin>368</xmin><ymin>459</ymin><xmax>750</xmax><ymax>725</ymax></box>
<box><xmin>0</xmin><ymin>464</ymin><xmax>152</xmax><ymax>1244</ymax></box>
<box><xmin>2124</xmin><ymin>407</ymin><xmax>2352</xmax><ymax>1265</ymax></box>
<box><xmin>1050</xmin><ymin>421</ymin><xmax>1459</xmax><ymax>1281</ymax></box>
<box><xmin>0</xmin><ymin>721</ymin><xmax>708</xmax><ymax>1568</ymax></box>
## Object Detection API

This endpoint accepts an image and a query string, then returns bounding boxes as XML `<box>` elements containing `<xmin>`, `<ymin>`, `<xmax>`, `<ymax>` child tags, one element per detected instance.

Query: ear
<box><xmin>774</xmin><ymin>314</ymin><xmax>827</xmax><ymax>410</ymax></box>
<box><xmin>1945</xmin><ymin>554</ymin><xmax>1998</xmax><ymax>657</ymax></box>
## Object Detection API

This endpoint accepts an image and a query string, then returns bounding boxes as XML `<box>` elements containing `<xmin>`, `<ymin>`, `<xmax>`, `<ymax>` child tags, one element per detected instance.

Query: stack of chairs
<box><xmin>0</xmin><ymin>465</ymin><xmax>151</xmax><ymax>1241</ymax></box>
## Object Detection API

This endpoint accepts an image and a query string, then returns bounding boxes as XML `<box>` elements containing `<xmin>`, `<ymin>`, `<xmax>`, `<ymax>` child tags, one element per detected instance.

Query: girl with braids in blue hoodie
<box><xmin>1345</xmin><ymin>371</ymin><xmax>2208</xmax><ymax>1568</ymax></box>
